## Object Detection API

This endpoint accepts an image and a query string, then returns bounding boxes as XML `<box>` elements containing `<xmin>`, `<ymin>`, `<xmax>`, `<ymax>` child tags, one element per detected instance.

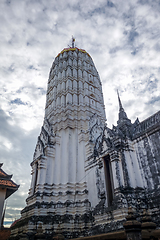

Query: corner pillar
<box><xmin>110</xmin><ymin>151</ymin><xmax>124</xmax><ymax>194</ymax></box>
<box><xmin>36</xmin><ymin>156</ymin><xmax>47</xmax><ymax>192</ymax></box>
<box><xmin>123</xmin><ymin>207</ymin><xmax>142</xmax><ymax>240</ymax></box>
<box><xmin>0</xmin><ymin>188</ymin><xmax>6</xmax><ymax>228</ymax></box>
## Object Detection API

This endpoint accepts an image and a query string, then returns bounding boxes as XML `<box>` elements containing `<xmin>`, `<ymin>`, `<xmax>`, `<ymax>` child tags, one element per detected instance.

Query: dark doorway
<box><xmin>103</xmin><ymin>155</ymin><xmax>114</xmax><ymax>206</ymax></box>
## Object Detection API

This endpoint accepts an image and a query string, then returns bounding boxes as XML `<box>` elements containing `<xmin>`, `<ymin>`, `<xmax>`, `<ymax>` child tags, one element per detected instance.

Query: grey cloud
<box><xmin>107</xmin><ymin>1</ymin><xmax>115</xmax><ymax>8</ymax></box>
<box><xmin>0</xmin><ymin>108</ymin><xmax>37</xmax><ymax>152</ymax></box>
<box><xmin>109</xmin><ymin>46</ymin><xmax>121</xmax><ymax>54</ymax></box>
<box><xmin>10</xmin><ymin>98</ymin><xmax>27</xmax><ymax>105</ymax></box>
<box><xmin>138</xmin><ymin>0</ymin><xmax>160</xmax><ymax>9</ymax></box>
<box><xmin>154</xmin><ymin>43</ymin><xmax>160</xmax><ymax>52</ymax></box>
<box><xmin>17</xmin><ymin>85</ymin><xmax>46</xmax><ymax>99</ymax></box>
<box><xmin>28</xmin><ymin>65</ymin><xmax>38</xmax><ymax>70</ymax></box>
<box><xmin>0</xmin><ymin>108</ymin><xmax>40</xmax><ymax>220</ymax></box>
<box><xmin>128</xmin><ymin>30</ymin><xmax>139</xmax><ymax>42</ymax></box>
<box><xmin>146</xmin><ymin>96</ymin><xmax>160</xmax><ymax>106</ymax></box>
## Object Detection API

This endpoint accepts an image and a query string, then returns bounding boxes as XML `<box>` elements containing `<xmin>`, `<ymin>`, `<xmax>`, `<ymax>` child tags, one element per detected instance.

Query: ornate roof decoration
<box><xmin>56</xmin><ymin>47</ymin><xmax>91</xmax><ymax>58</ymax></box>
<box><xmin>93</xmin><ymin>95</ymin><xmax>160</xmax><ymax>159</ymax></box>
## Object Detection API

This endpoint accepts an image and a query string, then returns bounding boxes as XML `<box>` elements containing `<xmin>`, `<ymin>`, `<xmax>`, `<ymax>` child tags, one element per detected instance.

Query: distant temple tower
<box><xmin>10</xmin><ymin>41</ymin><xmax>160</xmax><ymax>239</ymax></box>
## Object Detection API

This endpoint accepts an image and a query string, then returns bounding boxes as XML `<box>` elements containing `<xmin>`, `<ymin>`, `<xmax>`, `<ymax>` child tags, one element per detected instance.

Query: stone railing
<box><xmin>133</xmin><ymin>111</ymin><xmax>160</xmax><ymax>137</ymax></box>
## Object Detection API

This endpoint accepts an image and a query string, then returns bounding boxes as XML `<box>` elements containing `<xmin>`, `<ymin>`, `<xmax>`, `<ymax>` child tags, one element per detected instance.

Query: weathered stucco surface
<box><xmin>10</xmin><ymin>47</ymin><xmax>160</xmax><ymax>239</ymax></box>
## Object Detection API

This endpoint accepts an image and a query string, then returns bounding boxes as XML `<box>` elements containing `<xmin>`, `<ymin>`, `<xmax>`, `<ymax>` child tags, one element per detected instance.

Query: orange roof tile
<box><xmin>0</xmin><ymin>163</ymin><xmax>19</xmax><ymax>199</ymax></box>
<box><xmin>0</xmin><ymin>179</ymin><xmax>17</xmax><ymax>188</ymax></box>
<box><xmin>0</xmin><ymin>165</ymin><xmax>12</xmax><ymax>179</ymax></box>
<box><xmin>0</xmin><ymin>170</ymin><xmax>7</xmax><ymax>177</ymax></box>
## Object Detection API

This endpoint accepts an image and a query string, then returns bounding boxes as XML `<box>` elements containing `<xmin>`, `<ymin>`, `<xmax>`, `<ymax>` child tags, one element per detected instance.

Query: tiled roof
<box><xmin>0</xmin><ymin>179</ymin><xmax>17</xmax><ymax>188</ymax></box>
<box><xmin>0</xmin><ymin>163</ymin><xmax>19</xmax><ymax>198</ymax></box>
<box><xmin>0</xmin><ymin>171</ymin><xmax>6</xmax><ymax>177</ymax></box>
<box><xmin>0</xmin><ymin>169</ymin><xmax>12</xmax><ymax>179</ymax></box>
<box><xmin>10</xmin><ymin>218</ymin><xmax>20</xmax><ymax>228</ymax></box>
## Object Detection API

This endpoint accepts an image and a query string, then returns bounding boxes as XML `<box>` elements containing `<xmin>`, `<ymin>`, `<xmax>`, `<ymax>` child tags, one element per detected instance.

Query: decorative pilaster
<box><xmin>85</xmin><ymin>141</ymin><xmax>94</xmax><ymax>159</ymax></box>
<box><xmin>110</xmin><ymin>151</ymin><xmax>124</xmax><ymax>192</ymax></box>
<box><xmin>36</xmin><ymin>156</ymin><xmax>47</xmax><ymax>192</ymax></box>
<box><xmin>34</xmin><ymin>223</ymin><xmax>45</xmax><ymax>240</ymax></box>
<box><xmin>141</xmin><ymin>209</ymin><xmax>156</xmax><ymax>239</ymax></box>
<box><xmin>52</xmin><ymin>234</ymin><xmax>65</xmax><ymax>240</ymax></box>
<box><xmin>120</xmin><ymin>150</ymin><xmax>131</xmax><ymax>188</ymax></box>
<box><xmin>28</xmin><ymin>162</ymin><xmax>38</xmax><ymax>196</ymax></box>
<box><xmin>123</xmin><ymin>207</ymin><xmax>142</xmax><ymax>240</ymax></box>
<box><xmin>45</xmin><ymin>146</ymin><xmax>55</xmax><ymax>185</ymax></box>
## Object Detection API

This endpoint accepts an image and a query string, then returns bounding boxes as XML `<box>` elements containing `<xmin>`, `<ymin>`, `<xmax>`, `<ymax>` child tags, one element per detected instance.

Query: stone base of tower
<box><xmin>9</xmin><ymin>182</ymin><xmax>95</xmax><ymax>239</ymax></box>
<box><xmin>9</xmin><ymin>189</ymin><xmax>160</xmax><ymax>239</ymax></box>
<box><xmin>9</xmin><ymin>214</ymin><xmax>126</xmax><ymax>240</ymax></box>
<box><xmin>9</xmin><ymin>191</ymin><xmax>128</xmax><ymax>239</ymax></box>
<box><xmin>9</xmin><ymin>191</ymin><xmax>127</xmax><ymax>239</ymax></box>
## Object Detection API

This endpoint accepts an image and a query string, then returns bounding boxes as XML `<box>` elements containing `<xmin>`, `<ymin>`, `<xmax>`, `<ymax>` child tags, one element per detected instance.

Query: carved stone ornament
<box><xmin>33</xmin><ymin>137</ymin><xmax>44</xmax><ymax>160</ymax></box>
<box><xmin>89</xmin><ymin>113</ymin><xmax>104</xmax><ymax>143</ymax></box>
<box><xmin>94</xmin><ymin>126</ymin><xmax>115</xmax><ymax>157</ymax></box>
<box><xmin>33</xmin><ymin>118</ymin><xmax>55</xmax><ymax>160</ymax></box>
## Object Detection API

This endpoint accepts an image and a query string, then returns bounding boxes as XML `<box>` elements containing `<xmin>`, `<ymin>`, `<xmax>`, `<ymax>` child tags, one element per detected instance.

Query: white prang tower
<box><xmin>18</xmin><ymin>39</ymin><xmax>106</xmax><ymax>238</ymax></box>
<box><xmin>10</xmin><ymin>39</ymin><xmax>160</xmax><ymax>240</ymax></box>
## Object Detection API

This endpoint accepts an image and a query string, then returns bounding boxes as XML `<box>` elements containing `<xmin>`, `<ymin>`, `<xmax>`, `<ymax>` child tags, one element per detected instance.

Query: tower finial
<box><xmin>117</xmin><ymin>90</ymin><xmax>128</xmax><ymax>122</ymax></box>
<box><xmin>72</xmin><ymin>36</ymin><xmax>75</xmax><ymax>48</ymax></box>
<box><xmin>117</xmin><ymin>89</ymin><xmax>123</xmax><ymax>111</ymax></box>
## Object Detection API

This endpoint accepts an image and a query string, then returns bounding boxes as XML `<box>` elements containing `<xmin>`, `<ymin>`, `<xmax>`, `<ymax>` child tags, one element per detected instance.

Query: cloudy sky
<box><xmin>1</xmin><ymin>0</ymin><xmax>160</xmax><ymax>226</ymax></box>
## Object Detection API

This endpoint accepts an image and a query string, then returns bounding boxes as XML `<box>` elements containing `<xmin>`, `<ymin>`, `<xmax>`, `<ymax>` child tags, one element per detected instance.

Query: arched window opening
<box><xmin>90</xmin><ymin>93</ymin><xmax>95</xmax><ymax>99</ymax></box>
<box><xmin>103</xmin><ymin>155</ymin><xmax>114</xmax><ymax>206</ymax></box>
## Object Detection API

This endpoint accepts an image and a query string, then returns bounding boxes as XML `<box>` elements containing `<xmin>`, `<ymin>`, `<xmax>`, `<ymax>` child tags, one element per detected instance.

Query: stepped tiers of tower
<box><xmin>10</xmin><ymin>46</ymin><xmax>160</xmax><ymax>240</ymax></box>
<box><xmin>45</xmin><ymin>47</ymin><xmax>105</xmax><ymax>129</ymax></box>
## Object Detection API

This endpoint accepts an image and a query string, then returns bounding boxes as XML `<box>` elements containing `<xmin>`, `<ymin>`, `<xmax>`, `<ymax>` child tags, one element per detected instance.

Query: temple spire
<box><xmin>117</xmin><ymin>90</ymin><xmax>128</xmax><ymax>123</ymax></box>
<box><xmin>117</xmin><ymin>90</ymin><xmax>124</xmax><ymax>112</ymax></box>
<box><xmin>116</xmin><ymin>90</ymin><xmax>132</xmax><ymax>138</ymax></box>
